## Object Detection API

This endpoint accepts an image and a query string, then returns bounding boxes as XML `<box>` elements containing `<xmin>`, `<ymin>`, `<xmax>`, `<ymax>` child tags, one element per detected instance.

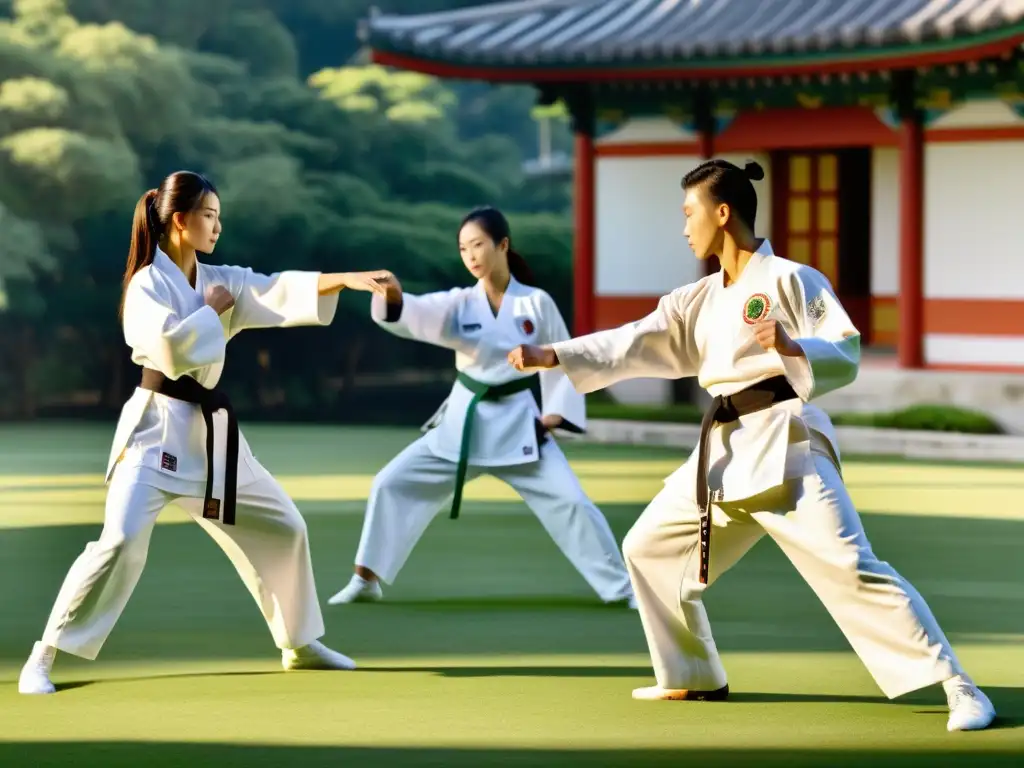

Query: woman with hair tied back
<box><xmin>509</xmin><ymin>159</ymin><xmax>995</xmax><ymax>732</ymax></box>
<box><xmin>19</xmin><ymin>170</ymin><xmax>396</xmax><ymax>695</ymax></box>
<box><xmin>328</xmin><ymin>206</ymin><xmax>635</xmax><ymax>608</ymax></box>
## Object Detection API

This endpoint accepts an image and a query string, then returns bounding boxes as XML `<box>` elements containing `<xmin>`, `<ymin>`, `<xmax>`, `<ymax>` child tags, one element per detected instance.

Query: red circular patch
<box><xmin>521</xmin><ymin>318</ymin><xmax>535</xmax><ymax>336</ymax></box>
<box><xmin>742</xmin><ymin>293</ymin><xmax>772</xmax><ymax>325</ymax></box>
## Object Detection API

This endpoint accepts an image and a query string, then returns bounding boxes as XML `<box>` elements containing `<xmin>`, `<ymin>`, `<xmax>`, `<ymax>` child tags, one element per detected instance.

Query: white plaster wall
<box><xmin>924</xmin><ymin>335</ymin><xmax>1024</xmax><ymax>366</ymax></box>
<box><xmin>595</xmin><ymin>154</ymin><xmax>700</xmax><ymax>295</ymax></box>
<box><xmin>924</xmin><ymin>141</ymin><xmax>1024</xmax><ymax>299</ymax></box>
<box><xmin>870</xmin><ymin>147</ymin><xmax>900</xmax><ymax>296</ymax></box>
<box><xmin>929</xmin><ymin>99</ymin><xmax>1024</xmax><ymax>129</ymax></box>
<box><xmin>596</xmin><ymin>116</ymin><xmax>697</xmax><ymax>145</ymax></box>
<box><xmin>595</xmin><ymin>151</ymin><xmax>771</xmax><ymax>296</ymax></box>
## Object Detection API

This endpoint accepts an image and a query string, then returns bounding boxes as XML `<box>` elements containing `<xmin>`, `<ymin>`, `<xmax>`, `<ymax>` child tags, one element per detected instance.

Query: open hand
<box><xmin>753</xmin><ymin>320</ymin><xmax>801</xmax><ymax>357</ymax></box>
<box><xmin>507</xmin><ymin>344</ymin><xmax>558</xmax><ymax>371</ymax></box>
<box><xmin>204</xmin><ymin>284</ymin><xmax>235</xmax><ymax>315</ymax></box>
<box><xmin>341</xmin><ymin>270</ymin><xmax>397</xmax><ymax>297</ymax></box>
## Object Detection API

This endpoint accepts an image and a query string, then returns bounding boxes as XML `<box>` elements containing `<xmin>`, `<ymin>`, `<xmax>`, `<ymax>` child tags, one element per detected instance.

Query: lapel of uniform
<box><xmin>154</xmin><ymin>248</ymin><xmax>190</xmax><ymax>295</ymax></box>
<box><xmin>735</xmin><ymin>240</ymin><xmax>772</xmax><ymax>286</ymax></box>
<box><xmin>733</xmin><ymin>240</ymin><xmax>777</xmax><ymax>322</ymax></box>
<box><xmin>473</xmin><ymin>276</ymin><xmax>516</xmax><ymax>326</ymax></box>
<box><xmin>193</xmin><ymin>258</ymin><xmax>207</xmax><ymax>298</ymax></box>
<box><xmin>154</xmin><ymin>247</ymin><xmax>202</xmax><ymax>306</ymax></box>
<box><xmin>495</xmin><ymin>275</ymin><xmax>519</xmax><ymax>329</ymax></box>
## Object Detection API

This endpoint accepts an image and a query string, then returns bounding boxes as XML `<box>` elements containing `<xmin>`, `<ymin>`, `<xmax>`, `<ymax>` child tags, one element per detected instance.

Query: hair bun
<box><xmin>744</xmin><ymin>160</ymin><xmax>765</xmax><ymax>181</ymax></box>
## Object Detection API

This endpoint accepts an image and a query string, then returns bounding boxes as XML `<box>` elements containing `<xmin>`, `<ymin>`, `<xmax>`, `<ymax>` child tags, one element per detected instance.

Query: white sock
<box><xmin>943</xmin><ymin>674</ymin><xmax>973</xmax><ymax>695</ymax></box>
<box><xmin>30</xmin><ymin>642</ymin><xmax>56</xmax><ymax>670</ymax></box>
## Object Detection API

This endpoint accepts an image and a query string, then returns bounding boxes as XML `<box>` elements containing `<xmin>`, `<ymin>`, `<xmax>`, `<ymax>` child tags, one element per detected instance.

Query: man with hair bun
<box><xmin>508</xmin><ymin>158</ymin><xmax>995</xmax><ymax>733</ymax></box>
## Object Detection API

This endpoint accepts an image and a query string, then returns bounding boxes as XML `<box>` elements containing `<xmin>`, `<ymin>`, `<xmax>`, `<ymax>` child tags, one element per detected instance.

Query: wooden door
<box><xmin>772</xmin><ymin>149</ymin><xmax>874</xmax><ymax>342</ymax></box>
<box><xmin>776</xmin><ymin>152</ymin><xmax>840</xmax><ymax>286</ymax></box>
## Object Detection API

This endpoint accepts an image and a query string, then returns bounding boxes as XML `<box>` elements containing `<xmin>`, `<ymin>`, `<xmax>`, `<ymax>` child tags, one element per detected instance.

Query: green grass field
<box><xmin>0</xmin><ymin>422</ymin><xmax>1021</xmax><ymax>767</ymax></box>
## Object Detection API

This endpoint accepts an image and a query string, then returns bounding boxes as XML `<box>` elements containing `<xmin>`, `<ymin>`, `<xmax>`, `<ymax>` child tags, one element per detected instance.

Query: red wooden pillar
<box><xmin>697</xmin><ymin>126</ymin><xmax>714</xmax><ymax>159</ymax></box>
<box><xmin>573</xmin><ymin>130</ymin><xmax>596</xmax><ymax>336</ymax></box>
<box><xmin>898</xmin><ymin>107</ymin><xmax>924</xmax><ymax>368</ymax></box>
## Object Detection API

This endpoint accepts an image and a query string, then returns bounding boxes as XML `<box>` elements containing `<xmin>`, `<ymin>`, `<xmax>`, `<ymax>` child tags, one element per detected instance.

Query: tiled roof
<box><xmin>365</xmin><ymin>0</ymin><xmax>1024</xmax><ymax>67</ymax></box>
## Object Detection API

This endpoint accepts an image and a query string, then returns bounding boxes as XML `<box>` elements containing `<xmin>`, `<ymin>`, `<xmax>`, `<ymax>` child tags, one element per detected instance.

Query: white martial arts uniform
<box><xmin>350</xmin><ymin>276</ymin><xmax>633</xmax><ymax>602</ymax></box>
<box><xmin>40</xmin><ymin>248</ymin><xmax>338</xmax><ymax>660</ymax></box>
<box><xmin>552</xmin><ymin>240</ymin><xmax>964</xmax><ymax>698</ymax></box>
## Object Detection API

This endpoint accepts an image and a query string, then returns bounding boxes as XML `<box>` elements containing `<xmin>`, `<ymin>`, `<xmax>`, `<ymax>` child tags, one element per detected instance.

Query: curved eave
<box><xmin>368</xmin><ymin>24</ymin><xmax>1024</xmax><ymax>84</ymax></box>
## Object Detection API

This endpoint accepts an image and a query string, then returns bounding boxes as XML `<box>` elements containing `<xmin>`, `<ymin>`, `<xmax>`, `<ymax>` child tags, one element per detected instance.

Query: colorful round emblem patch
<box><xmin>520</xmin><ymin>318</ymin><xmax>535</xmax><ymax>336</ymax></box>
<box><xmin>743</xmin><ymin>293</ymin><xmax>772</xmax><ymax>325</ymax></box>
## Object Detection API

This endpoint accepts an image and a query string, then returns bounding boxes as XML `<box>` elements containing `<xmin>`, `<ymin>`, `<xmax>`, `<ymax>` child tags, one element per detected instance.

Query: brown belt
<box><xmin>695</xmin><ymin>375</ymin><xmax>798</xmax><ymax>584</ymax></box>
<box><xmin>139</xmin><ymin>368</ymin><xmax>239</xmax><ymax>525</ymax></box>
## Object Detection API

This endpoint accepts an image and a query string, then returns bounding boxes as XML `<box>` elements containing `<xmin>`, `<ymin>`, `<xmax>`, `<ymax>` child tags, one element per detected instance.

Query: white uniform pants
<box><xmin>623</xmin><ymin>445</ymin><xmax>963</xmax><ymax>699</ymax></box>
<box><xmin>41</xmin><ymin>463</ymin><xmax>325</xmax><ymax>660</ymax></box>
<box><xmin>353</xmin><ymin>436</ymin><xmax>633</xmax><ymax>602</ymax></box>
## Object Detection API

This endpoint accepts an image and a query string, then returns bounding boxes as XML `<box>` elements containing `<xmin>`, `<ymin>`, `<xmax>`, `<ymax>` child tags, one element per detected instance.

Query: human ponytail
<box><xmin>117</xmin><ymin>172</ymin><xmax>219</xmax><ymax>322</ymax></box>
<box><xmin>507</xmin><ymin>247</ymin><xmax>535</xmax><ymax>286</ymax></box>
<box><xmin>119</xmin><ymin>188</ymin><xmax>158</xmax><ymax>322</ymax></box>
<box><xmin>458</xmin><ymin>205</ymin><xmax>537</xmax><ymax>286</ymax></box>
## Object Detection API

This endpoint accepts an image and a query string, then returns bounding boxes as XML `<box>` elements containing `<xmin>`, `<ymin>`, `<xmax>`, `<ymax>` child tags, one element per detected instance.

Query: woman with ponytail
<box><xmin>19</xmin><ymin>170</ymin><xmax>396</xmax><ymax>694</ymax></box>
<box><xmin>328</xmin><ymin>206</ymin><xmax>634</xmax><ymax>609</ymax></box>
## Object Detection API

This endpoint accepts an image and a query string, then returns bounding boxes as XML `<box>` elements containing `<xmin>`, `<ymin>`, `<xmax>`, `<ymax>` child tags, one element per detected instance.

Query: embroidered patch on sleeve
<box><xmin>807</xmin><ymin>294</ymin><xmax>827</xmax><ymax>327</ymax></box>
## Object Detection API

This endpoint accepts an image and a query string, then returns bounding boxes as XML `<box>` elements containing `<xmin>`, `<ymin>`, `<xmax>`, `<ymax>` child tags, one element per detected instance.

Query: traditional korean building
<box><xmin>363</xmin><ymin>0</ymin><xmax>1024</xmax><ymax>377</ymax></box>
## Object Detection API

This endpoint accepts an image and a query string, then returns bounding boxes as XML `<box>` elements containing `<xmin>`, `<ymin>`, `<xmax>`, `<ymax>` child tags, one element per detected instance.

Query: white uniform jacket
<box><xmin>551</xmin><ymin>240</ymin><xmax>859</xmax><ymax>503</ymax></box>
<box><xmin>371</xmin><ymin>276</ymin><xmax>585</xmax><ymax>467</ymax></box>
<box><xmin>106</xmin><ymin>248</ymin><xmax>339</xmax><ymax>497</ymax></box>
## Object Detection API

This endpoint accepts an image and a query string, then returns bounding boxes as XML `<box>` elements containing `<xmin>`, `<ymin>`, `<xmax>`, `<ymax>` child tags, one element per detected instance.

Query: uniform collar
<box><xmin>719</xmin><ymin>238</ymin><xmax>773</xmax><ymax>288</ymax></box>
<box><xmin>474</xmin><ymin>273</ymin><xmax>521</xmax><ymax>294</ymax></box>
<box><xmin>473</xmin><ymin>273</ymin><xmax>520</xmax><ymax>320</ymax></box>
<box><xmin>153</xmin><ymin>246</ymin><xmax>202</xmax><ymax>294</ymax></box>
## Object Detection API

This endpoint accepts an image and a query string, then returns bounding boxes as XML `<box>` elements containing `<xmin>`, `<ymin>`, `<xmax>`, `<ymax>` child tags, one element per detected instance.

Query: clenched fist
<box><xmin>204</xmin><ymin>284</ymin><xmax>235</xmax><ymax>315</ymax></box>
<box><xmin>753</xmin><ymin>319</ymin><xmax>801</xmax><ymax>357</ymax></box>
<box><xmin>507</xmin><ymin>344</ymin><xmax>559</xmax><ymax>371</ymax></box>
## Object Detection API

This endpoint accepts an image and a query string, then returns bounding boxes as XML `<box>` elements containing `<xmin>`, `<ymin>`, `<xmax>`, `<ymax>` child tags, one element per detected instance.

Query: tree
<box><xmin>0</xmin><ymin>0</ymin><xmax>575</xmax><ymax>421</ymax></box>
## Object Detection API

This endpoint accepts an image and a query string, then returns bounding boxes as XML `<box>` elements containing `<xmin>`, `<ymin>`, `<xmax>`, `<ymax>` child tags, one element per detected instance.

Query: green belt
<box><xmin>449</xmin><ymin>371</ymin><xmax>537</xmax><ymax>520</ymax></box>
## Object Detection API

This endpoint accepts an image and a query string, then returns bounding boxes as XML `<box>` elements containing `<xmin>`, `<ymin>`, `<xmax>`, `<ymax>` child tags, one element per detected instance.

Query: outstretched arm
<box><xmin>218</xmin><ymin>267</ymin><xmax>391</xmax><ymax>337</ymax></box>
<box><xmin>369</xmin><ymin>274</ymin><xmax>465</xmax><ymax>350</ymax></box>
<box><xmin>752</xmin><ymin>268</ymin><xmax>860</xmax><ymax>401</ymax></box>
<box><xmin>317</xmin><ymin>271</ymin><xmax>394</xmax><ymax>297</ymax></box>
<box><xmin>508</xmin><ymin>287</ymin><xmax>697</xmax><ymax>394</ymax></box>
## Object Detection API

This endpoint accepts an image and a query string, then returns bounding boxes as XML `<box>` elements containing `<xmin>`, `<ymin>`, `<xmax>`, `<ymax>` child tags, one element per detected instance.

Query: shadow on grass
<box><xmin>54</xmin><ymin>670</ymin><xmax>282</xmax><ymax>692</ymax></box>
<box><xmin>45</xmin><ymin>662</ymin><xmax>1024</xmax><ymax>731</ymax></box>
<box><xmin>375</xmin><ymin>596</ymin><xmax>635</xmax><ymax>611</ymax></box>
<box><xmin>0</xmin><ymin>742</ymin><xmax>1022</xmax><ymax>768</ymax></box>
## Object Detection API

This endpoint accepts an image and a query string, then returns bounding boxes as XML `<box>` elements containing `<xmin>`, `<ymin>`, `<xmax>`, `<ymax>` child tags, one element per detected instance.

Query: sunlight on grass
<box><xmin>1</xmin><ymin>457</ymin><xmax>1024</xmax><ymax>529</ymax></box>
<box><xmin>1</xmin><ymin>646</ymin><xmax>1020</xmax><ymax>752</ymax></box>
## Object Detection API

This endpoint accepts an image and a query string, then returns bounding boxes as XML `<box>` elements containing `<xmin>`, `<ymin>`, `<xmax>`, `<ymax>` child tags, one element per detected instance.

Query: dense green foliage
<box><xmin>0</xmin><ymin>0</ymin><xmax>575</xmax><ymax>421</ymax></box>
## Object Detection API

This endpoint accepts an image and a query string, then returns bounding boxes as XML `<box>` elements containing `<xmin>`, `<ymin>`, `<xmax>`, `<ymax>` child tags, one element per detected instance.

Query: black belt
<box><xmin>695</xmin><ymin>375</ymin><xmax>798</xmax><ymax>585</ymax></box>
<box><xmin>140</xmin><ymin>368</ymin><xmax>239</xmax><ymax>525</ymax></box>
